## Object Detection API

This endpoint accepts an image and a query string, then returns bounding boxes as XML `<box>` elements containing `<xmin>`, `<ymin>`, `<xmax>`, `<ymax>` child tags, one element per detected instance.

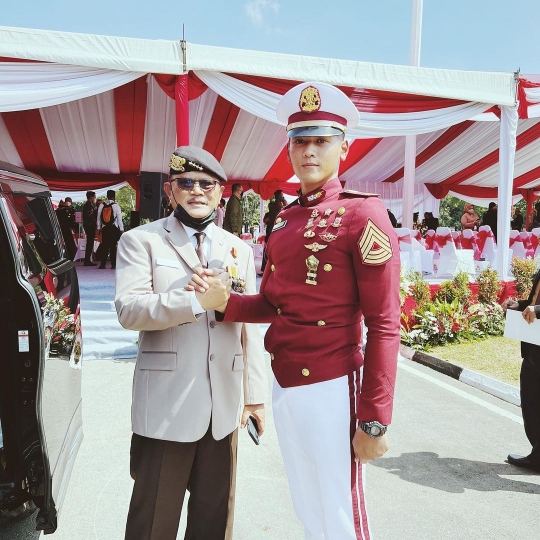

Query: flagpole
<box><xmin>402</xmin><ymin>0</ymin><xmax>423</xmax><ymax>228</ymax></box>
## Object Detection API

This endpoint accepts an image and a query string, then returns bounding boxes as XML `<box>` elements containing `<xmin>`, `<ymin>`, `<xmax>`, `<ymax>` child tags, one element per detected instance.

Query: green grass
<box><xmin>428</xmin><ymin>337</ymin><xmax>522</xmax><ymax>386</ymax></box>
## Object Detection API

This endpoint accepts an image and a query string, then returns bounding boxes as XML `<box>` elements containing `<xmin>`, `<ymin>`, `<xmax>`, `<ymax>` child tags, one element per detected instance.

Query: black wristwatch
<box><xmin>360</xmin><ymin>421</ymin><xmax>388</xmax><ymax>438</ymax></box>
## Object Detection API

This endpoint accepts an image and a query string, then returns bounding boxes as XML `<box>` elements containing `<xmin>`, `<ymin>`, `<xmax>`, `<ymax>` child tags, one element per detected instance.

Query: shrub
<box><xmin>434</xmin><ymin>272</ymin><xmax>471</xmax><ymax>305</ymax></box>
<box><xmin>476</xmin><ymin>266</ymin><xmax>502</xmax><ymax>304</ymax></box>
<box><xmin>406</xmin><ymin>269</ymin><xmax>431</xmax><ymax>308</ymax></box>
<box><xmin>468</xmin><ymin>302</ymin><xmax>505</xmax><ymax>336</ymax></box>
<box><xmin>511</xmin><ymin>256</ymin><xmax>537</xmax><ymax>299</ymax></box>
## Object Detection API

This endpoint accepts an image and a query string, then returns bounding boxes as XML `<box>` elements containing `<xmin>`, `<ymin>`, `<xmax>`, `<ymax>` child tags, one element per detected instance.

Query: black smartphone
<box><xmin>246</xmin><ymin>416</ymin><xmax>260</xmax><ymax>445</ymax></box>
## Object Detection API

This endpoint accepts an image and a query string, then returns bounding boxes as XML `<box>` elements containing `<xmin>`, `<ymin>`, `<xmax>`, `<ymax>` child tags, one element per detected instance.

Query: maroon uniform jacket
<box><xmin>223</xmin><ymin>178</ymin><xmax>401</xmax><ymax>425</ymax></box>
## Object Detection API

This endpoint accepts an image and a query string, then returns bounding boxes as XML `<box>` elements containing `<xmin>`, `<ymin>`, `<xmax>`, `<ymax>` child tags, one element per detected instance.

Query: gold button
<box><xmin>323</xmin><ymin>264</ymin><xmax>332</xmax><ymax>272</ymax></box>
<box><xmin>271</xmin><ymin>264</ymin><xmax>275</xmax><ymax>271</ymax></box>
<box><xmin>275</xmin><ymin>217</ymin><xmax>282</xmax><ymax>224</ymax></box>
<box><xmin>337</xmin><ymin>207</ymin><xmax>346</xmax><ymax>216</ymax></box>
<box><xmin>317</xmin><ymin>320</ymin><xmax>326</xmax><ymax>326</ymax></box>
<box><xmin>270</xmin><ymin>353</ymin><xmax>275</xmax><ymax>361</ymax></box>
<box><xmin>276</xmin><ymin>308</ymin><xmax>282</xmax><ymax>315</ymax></box>
<box><xmin>302</xmin><ymin>368</ymin><xmax>310</xmax><ymax>377</ymax></box>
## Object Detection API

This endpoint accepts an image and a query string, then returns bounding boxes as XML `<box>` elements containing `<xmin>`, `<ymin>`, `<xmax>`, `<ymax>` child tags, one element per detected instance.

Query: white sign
<box><xmin>503</xmin><ymin>309</ymin><xmax>540</xmax><ymax>347</ymax></box>
<box><xmin>18</xmin><ymin>330</ymin><xmax>30</xmax><ymax>352</ymax></box>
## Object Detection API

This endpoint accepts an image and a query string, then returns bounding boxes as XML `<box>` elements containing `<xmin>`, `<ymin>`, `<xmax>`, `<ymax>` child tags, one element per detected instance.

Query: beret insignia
<box><xmin>358</xmin><ymin>219</ymin><xmax>393</xmax><ymax>266</ymax></box>
<box><xmin>299</xmin><ymin>86</ymin><xmax>322</xmax><ymax>113</ymax></box>
<box><xmin>169</xmin><ymin>154</ymin><xmax>186</xmax><ymax>172</ymax></box>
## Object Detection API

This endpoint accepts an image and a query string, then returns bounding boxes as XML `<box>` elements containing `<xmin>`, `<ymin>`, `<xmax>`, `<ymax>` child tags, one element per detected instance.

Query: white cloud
<box><xmin>245</xmin><ymin>0</ymin><xmax>280</xmax><ymax>26</ymax></box>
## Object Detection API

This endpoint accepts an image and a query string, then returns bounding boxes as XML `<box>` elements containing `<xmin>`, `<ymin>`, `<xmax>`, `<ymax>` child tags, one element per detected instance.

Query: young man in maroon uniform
<box><xmin>188</xmin><ymin>82</ymin><xmax>401</xmax><ymax>539</ymax></box>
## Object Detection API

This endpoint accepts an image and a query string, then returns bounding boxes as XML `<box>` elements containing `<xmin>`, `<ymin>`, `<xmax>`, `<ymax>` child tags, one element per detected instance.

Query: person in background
<box><xmin>82</xmin><ymin>190</ymin><xmax>97</xmax><ymax>266</ymax></box>
<box><xmin>502</xmin><ymin>270</ymin><xmax>540</xmax><ymax>473</ymax></box>
<box><xmin>261</xmin><ymin>190</ymin><xmax>287</xmax><ymax>272</ymax></box>
<box><xmin>461</xmin><ymin>203</ymin><xmax>480</xmax><ymax>231</ymax></box>
<box><xmin>387</xmin><ymin>209</ymin><xmax>398</xmax><ymax>228</ymax></box>
<box><xmin>482</xmin><ymin>202</ymin><xmax>498</xmax><ymax>240</ymax></box>
<box><xmin>97</xmin><ymin>189</ymin><xmax>123</xmax><ymax>269</ymax></box>
<box><xmin>423</xmin><ymin>211</ymin><xmax>439</xmax><ymax>232</ymax></box>
<box><xmin>528</xmin><ymin>209</ymin><xmax>540</xmax><ymax>232</ymax></box>
<box><xmin>215</xmin><ymin>198</ymin><xmax>226</xmax><ymax>228</ymax></box>
<box><xmin>511</xmin><ymin>207</ymin><xmax>524</xmax><ymax>232</ymax></box>
<box><xmin>223</xmin><ymin>184</ymin><xmax>243</xmax><ymax>236</ymax></box>
<box><xmin>55</xmin><ymin>197</ymin><xmax>77</xmax><ymax>260</ymax></box>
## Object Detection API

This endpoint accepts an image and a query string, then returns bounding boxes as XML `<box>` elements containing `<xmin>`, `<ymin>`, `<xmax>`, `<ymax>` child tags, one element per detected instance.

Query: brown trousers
<box><xmin>125</xmin><ymin>427</ymin><xmax>238</xmax><ymax>540</ymax></box>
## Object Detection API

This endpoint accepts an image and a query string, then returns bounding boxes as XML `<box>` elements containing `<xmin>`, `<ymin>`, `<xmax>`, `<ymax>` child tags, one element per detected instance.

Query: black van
<box><xmin>0</xmin><ymin>161</ymin><xmax>82</xmax><ymax>534</ymax></box>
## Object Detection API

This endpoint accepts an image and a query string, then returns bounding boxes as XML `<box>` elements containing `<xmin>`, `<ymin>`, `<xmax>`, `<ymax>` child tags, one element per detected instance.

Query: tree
<box><xmin>241</xmin><ymin>192</ymin><xmax>264</xmax><ymax>236</ymax></box>
<box><xmin>438</xmin><ymin>195</ymin><xmax>486</xmax><ymax>230</ymax></box>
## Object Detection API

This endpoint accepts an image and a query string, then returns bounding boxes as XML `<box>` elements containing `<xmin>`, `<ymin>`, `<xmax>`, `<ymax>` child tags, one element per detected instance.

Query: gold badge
<box><xmin>337</xmin><ymin>207</ymin><xmax>346</xmax><ymax>216</ymax></box>
<box><xmin>324</xmin><ymin>208</ymin><xmax>333</xmax><ymax>216</ymax></box>
<box><xmin>311</xmin><ymin>209</ymin><xmax>319</xmax><ymax>218</ymax></box>
<box><xmin>305</xmin><ymin>255</ymin><xmax>320</xmax><ymax>285</ymax></box>
<box><xmin>299</xmin><ymin>86</ymin><xmax>322</xmax><ymax>113</ymax></box>
<box><xmin>307</xmin><ymin>191</ymin><xmax>323</xmax><ymax>202</ymax></box>
<box><xmin>305</xmin><ymin>218</ymin><xmax>315</xmax><ymax>229</ymax></box>
<box><xmin>323</xmin><ymin>264</ymin><xmax>333</xmax><ymax>272</ymax></box>
<box><xmin>320</xmin><ymin>233</ymin><xmax>338</xmax><ymax>242</ymax></box>
<box><xmin>358</xmin><ymin>219</ymin><xmax>393</xmax><ymax>266</ymax></box>
<box><xmin>169</xmin><ymin>154</ymin><xmax>186</xmax><ymax>172</ymax></box>
<box><xmin>304</xmin><ymin>230</ymin><xmax>315</xmax><ymax>238</ymax></box>
<box><xmin>305</xmin><ymin>243</ymin><xmax>328</xmax><ymax>253</ymax></box>
<box><xmin>276</xmin><ymin>217</ymin><xmax>282</xmax><ymax>224</ymax></box>
<box><xmin>188</xmin><ymin>160</ymin><xmax>203</xmax><ymax>171</ymax></box>
<box><xmin>331</xmin><ymin>217</ymin><xmax>343</xmax><ymax>228</ymax></box>
<box><xmin>317</xmin><ymin>219</ymin><xmax>327</xmax><ymax>228</ymax></box>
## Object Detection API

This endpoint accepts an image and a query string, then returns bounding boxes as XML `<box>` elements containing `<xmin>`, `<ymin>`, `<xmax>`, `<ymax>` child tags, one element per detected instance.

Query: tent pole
<box><xmin>402</xmin><ymin>0</ymin><xmax>423</xmax><ymax>229</ymax></box>
<box><xmin>260</xmin><ymin>196</ymin><xmax>266</xmax><ymax>239</ymax></box>
<box><xmin>496</xmin><ymin>105</ymin><xmax>518</xmax><ymax>280</ymax></box>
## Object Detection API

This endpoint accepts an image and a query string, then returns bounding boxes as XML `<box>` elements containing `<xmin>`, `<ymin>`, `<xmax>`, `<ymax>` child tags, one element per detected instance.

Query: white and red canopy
<box><xmin>1</xmin><ymin>25</ymin><xmax>538</xmax><ymax>218</ymax></box>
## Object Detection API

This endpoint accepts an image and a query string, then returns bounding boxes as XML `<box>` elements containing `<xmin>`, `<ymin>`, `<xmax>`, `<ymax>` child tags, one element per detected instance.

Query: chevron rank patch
<box><xmin>358</xmin><ymin>219</ymin><xmax>393</xmax><ymax>265</ymax></box>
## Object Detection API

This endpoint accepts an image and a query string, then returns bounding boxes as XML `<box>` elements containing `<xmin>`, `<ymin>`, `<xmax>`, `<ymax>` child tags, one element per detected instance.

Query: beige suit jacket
<box><xmin>115</xmin><ymin>215</ymin><xmax>267</xmax><ymax>442</ymax></box>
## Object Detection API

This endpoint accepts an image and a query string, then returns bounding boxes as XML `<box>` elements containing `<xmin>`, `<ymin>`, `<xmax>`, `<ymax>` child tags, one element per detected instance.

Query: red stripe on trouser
<box><xmin>349</xmin><ymin>369</ymin><xmax>370</xmax><ymax>540</ymax></box>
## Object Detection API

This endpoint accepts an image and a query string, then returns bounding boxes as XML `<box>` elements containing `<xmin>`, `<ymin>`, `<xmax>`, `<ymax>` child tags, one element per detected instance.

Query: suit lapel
<box><xmin>163</xmin><ymin>215</ymin><xmax>202</xmax><ymax>271</ymax></box>
<box><xmin>209</xmin><ymin>223</ymin><xmax>229</xmax><ymax>271</ymax></box>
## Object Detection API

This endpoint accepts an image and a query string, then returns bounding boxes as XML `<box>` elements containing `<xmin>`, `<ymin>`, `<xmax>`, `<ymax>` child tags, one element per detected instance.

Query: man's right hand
<box><xmin>189</xmin><ymin>268</ymin><xmax>231</xmax><ymax>312</ymax></box>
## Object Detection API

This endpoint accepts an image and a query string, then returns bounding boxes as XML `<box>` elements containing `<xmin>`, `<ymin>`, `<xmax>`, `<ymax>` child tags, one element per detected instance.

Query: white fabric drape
<box><xmin>0</xmin><ymin>62</ymin><xmax>143</xmax><ymax>112</ymax></box>
<box><xmin>496</xmin><ymin>105</ymin><xmax>519</xmax><ymax>280</ymax></box>
<box><xmin>40</xmin><ymin>91</ymin><xmax>120</xmax><ymax>174</ymax></box>
<box><xmin>194</xmin><ymin>71</ymin><xmax>493</xmax><ymax>138</ymax></box>
<box><xmin>343</xmin><ymin>180</ymin><xmax>440</xmax><ymax>224</ymax></box>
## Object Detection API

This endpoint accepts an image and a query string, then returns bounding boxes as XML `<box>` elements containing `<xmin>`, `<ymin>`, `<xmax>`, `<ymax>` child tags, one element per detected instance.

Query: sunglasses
<box><xmin>172</xmin><ymin>178</ymin><xmax>219</xmax><ymax>192</ymax></box>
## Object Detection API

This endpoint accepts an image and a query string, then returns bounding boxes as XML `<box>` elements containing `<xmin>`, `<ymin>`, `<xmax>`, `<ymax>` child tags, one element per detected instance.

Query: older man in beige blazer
<box><xmin>115</xmin><ymin>146</ymin><xmax>266</xmax><ymax>540</ymax></box>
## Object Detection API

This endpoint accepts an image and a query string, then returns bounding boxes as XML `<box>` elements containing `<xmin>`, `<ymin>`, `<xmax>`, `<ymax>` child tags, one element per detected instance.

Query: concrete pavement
<box><xmin>3</xmin><ymin>353</ymin><xmax>539</xmax><ymax>539</ymax></box>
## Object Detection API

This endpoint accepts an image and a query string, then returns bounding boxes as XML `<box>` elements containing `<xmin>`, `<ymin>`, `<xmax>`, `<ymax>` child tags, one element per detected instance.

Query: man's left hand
<box><xmin>523</xmin><ymin>305</ymin><xmax>537</xmax><ymax>324</ymax></box>
<box><xmin>241</xmin><ymin>404</ymin><xmax>265</xmax><ymax>436</ymax></box>
<box><xmin>352</xmin><ymin>428</ymin><xmax>389</xmax><ymax>464</ymax></box>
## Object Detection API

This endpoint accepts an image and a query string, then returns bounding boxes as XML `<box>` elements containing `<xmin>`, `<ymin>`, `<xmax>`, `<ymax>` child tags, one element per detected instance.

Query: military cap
<box><xmin>168</xmin><ymin>146</ymin><xmax>227</xmax><ymax>183</ymax></box>
<box><xmin>276</xmin><ymin>81</ymin><xmax>360</xmax><ymax>138</ymax></box>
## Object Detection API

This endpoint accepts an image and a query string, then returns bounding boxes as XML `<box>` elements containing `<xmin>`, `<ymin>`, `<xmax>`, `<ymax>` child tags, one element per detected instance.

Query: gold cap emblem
<box><xmin>169</xmin><ymin>154</ymin><xmax>186</xmax><ymax>172</ymax></box>
<box><xmin>299</xmin><ymin>86</ymin><xmax>322</xmax><ymax>113</ymax></box>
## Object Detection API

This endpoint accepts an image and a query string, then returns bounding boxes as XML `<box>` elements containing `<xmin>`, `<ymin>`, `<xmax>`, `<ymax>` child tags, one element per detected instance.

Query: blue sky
<box><xmin>3</xmin><ymin>0</ymin><xmax>540</xmax><ymax>74</ymax></box>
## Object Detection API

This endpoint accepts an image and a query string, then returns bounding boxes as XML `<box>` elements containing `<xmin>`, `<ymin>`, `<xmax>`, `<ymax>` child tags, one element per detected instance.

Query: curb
<box><xmin>399</xmin><ymin>344</ymin><xmax>521</xmax><ymax>407</ymax></box>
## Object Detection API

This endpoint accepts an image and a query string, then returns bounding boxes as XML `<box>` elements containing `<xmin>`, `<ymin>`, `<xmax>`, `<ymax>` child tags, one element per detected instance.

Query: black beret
<box><xmin>169</xmin><ymin>146</ymin><xmax>227</xmax><ymax>183</ymax></box>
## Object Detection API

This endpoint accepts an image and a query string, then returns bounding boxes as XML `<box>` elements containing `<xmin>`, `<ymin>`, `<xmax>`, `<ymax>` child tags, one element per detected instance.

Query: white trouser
<box><xmin>272</xmin><ymin>369</ymin><xmax>371</xmax><ymax>540</ymax></box>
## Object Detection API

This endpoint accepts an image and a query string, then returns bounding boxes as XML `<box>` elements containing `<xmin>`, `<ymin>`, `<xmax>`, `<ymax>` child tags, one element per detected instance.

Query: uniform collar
<box><xmin>297</xmin><ymin>177</ymin><xmax>342</xmax><ymax>207</ymax></box>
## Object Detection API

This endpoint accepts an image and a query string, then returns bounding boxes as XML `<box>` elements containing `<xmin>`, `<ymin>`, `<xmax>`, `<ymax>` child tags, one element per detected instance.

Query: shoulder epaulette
<box><xmin>341</xmin><ymin>189</ymin><xmax>380</xmax><ymax>198</ymax></box>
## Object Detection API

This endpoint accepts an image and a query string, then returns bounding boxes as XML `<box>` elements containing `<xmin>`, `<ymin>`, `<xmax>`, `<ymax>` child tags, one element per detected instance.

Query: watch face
<box><xmin>371</xmin><ymin>425</ymin><xmax>382</xmax><ymax>436</ymax></box>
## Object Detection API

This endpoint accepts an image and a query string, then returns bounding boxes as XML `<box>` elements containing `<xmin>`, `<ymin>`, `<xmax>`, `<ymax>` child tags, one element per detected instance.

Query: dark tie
<box><xmin>194</xmin><ymin>232</ymin><xmax>207</xmax><ymax>268</ymax></box>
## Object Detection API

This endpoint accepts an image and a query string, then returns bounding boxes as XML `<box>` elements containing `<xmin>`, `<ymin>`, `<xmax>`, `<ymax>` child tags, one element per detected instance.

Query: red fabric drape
<box><xmin>228</xmin><ymin>73</ymin><xmax>467</xmax><ymax>113</ymax></box>
<box><xmin>153</xmin><ymin>72</ymin><xmax>208</xmax><ymax>101</ymax></box>
<box><xmin>2</xmin><ymin>109</ymin><xmax>56</xmax><ymax>171</ymax></box>
<box><xmin>517</xmin><ymin>78</ymin><xmax>540</xmax><ymax>119</ymax></box>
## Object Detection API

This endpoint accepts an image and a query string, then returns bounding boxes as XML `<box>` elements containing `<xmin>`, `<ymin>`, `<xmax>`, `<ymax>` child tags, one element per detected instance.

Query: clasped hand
<box><xmin>185</xmin><ymin>268</ymin><xmax>231</xmax><ymax>312</ymax></box>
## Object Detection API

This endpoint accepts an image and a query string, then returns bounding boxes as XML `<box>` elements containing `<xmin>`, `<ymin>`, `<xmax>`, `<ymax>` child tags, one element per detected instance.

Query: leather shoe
<box><xmin>507</xmin><ymin>454</ymin><xmax>540</xmax><ymax>473</ymax></box>
<box><xmin>98</xmin><ymin>265</ymin><xmax>106</xmax><ymax>269</ymax></box>
<box><xmin>84</xmin><ymin>261</ymin><xmax>97</xmax><ymax>266</ymax></box>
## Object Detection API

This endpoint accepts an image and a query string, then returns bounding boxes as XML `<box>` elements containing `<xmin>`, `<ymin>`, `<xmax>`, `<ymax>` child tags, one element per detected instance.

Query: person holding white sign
<box><xmin>502</xmin><ymin>269</ymin><xmax>540</xmax><ymax>473</ymax></box>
